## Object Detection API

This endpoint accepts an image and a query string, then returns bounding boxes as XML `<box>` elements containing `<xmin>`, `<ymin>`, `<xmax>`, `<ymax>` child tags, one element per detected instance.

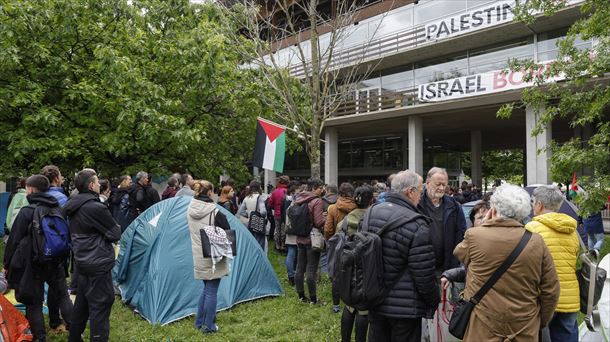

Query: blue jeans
<box><xmin>548</xmin><ymin>312</ymin><xmax>577</xmax><ymax>342</ymax></box>
<box><xmin>285</xmin><ymin>245</ymin><xmax>297</xmax><ymax>278</ymax></box>
<box><xmin>588</xmin><ymin>232</ymin><xmax>605</xmax><ymax>251</ymax></box>
<box><xmin>195</xmin><ymin>279</ymin><xmax>221</xmax><ymax>332</ymax></box>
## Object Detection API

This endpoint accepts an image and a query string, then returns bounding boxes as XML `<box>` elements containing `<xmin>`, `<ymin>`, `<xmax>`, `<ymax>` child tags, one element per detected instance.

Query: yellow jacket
<box><xmin>526</xmin><ymin>212</ymin><xmax>580</xmax><ymax>312</ymax></box>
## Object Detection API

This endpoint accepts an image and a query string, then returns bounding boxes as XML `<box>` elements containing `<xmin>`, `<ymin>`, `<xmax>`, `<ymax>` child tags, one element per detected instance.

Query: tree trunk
<box><xmin>308</xmin><ymin>0</ymin><xmax>321</xmax><ymax>179</ymax></box>
<box><xmin>309</xmin><ymin>116</ymin><xmax>321</xmax><ymax>179</ymax></box>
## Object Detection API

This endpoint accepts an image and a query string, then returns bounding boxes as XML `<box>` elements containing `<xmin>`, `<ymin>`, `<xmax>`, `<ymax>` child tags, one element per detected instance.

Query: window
<box><xmin>414</xmin><ymin>0</ymin><xmax>467</xmax><ymax>25</ymax></box>
<box><xmin>538</xmin><ymin>27</ymin><xmax>592</xmax><ymax>62</ymax></box>
<box><xmin>414</xmin><ymin>53</ymin><xmax>468</xmax><ymax>85</ymax></box>
<box><xmin>384</xmin><ymin>137</ymin><xmax>403</xmax><ymax>169</ymax></box>
<box><xmin>469</xmin><ymin>36</ymin><xmax>534</xmax><ymax>74</ymax></box>
<box><xmin>381</xmin><ymin>67</ymin><xmax>415</xmax><ymax>91</ymax></box>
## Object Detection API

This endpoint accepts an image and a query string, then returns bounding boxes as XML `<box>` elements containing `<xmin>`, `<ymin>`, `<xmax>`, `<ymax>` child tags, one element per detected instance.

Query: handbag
<box><xmin>576</xmin><ymin>234</ymin><xmax>606</xmax><ymax>332</ymax></box>
<box><xmin>449</xmin><ymin>230</ymin><xmax>532</xmax><ymax>339</ymax></box>
<box><xmin>200</xmin><ymin>210</ymin><xmax>237</xmax><ymax>257</ymax></box>
<box><xmin>310</xmin><ymin>227</ymin><xmax>325</xmax><ymax>252</ymax></box>
<box><xmin>247</xmin><ymin>195</ymin><xmax>267</xmax><ymax>235</ymax></box>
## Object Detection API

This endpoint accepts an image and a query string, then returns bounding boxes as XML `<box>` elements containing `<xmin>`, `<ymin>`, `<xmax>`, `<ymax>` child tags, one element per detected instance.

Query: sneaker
<box><xmin>309</xmin><ymin>298</ymin><xmax>326</xmax><ymax>306</ymax></box>
<box><xmin>332</xmin><ymin>305</ymin><xmax>341</xmax><ymax>313</ymax></box>
<box><xmin>299</xmin><ymin>296</ymin><xmax>310</xmax><ymax>303</ymax></box>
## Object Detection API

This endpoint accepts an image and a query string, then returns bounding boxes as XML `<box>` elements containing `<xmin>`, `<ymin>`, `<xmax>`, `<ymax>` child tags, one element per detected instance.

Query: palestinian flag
<box><xmin>252</xmin><ymin>117</ymin><xmax>286</xmax><ymax>173</ymax></box>
<box><xmin>569</xmin><ymin>172</ymin><xmax>578</xmax><ymax>199</ymax></box>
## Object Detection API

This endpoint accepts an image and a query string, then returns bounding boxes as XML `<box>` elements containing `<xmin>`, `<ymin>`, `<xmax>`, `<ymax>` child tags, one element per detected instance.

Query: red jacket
<box><xmin>268</xmin><ymin>184</ymin><xmax>288</xmax><ymax>218</ymax></box>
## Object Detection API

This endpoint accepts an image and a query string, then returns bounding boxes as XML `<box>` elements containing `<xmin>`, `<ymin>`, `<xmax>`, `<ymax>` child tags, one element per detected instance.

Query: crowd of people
<box><xmin>1</xmin><ymin>164</ymin><xmax>607</xmax><ymax>341</ymax></box>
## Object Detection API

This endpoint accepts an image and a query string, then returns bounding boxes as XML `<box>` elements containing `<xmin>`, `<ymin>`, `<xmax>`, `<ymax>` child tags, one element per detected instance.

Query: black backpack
<box><xmin>338</xmin><ymin>208</ymin><xmax>422</xmax><ymax>311</ymax></box>
<box><xmin>286</xmin><ymin>198</ymin><xmax>313</xmax><ymax>237</ymax></box>
<box><xmin>327</xmin><ymin>217</ymin><xmax>350</xmax><ymax>279</ymax></box>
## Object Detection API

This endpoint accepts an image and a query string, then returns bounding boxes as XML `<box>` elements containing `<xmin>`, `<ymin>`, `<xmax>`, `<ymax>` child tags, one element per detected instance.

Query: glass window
<box><xmin>447</xmin><ymin>152</ymin><xmax>461</xmax><ymax>171</ymax></box>
<box><xmin>414</xmin><ymin>0</ymin><xmax>467</xmax><ymax>25</ymax></box>
<box><xmin>538</xmin><ymin>28</ymin><xmax>592</xmax><ymax>62</ymax></box>
<box><xmin>341</xmin><ymin>22</ymin><xmax>371</xmax><ymax>49</ymax></box>
<box><xmin>384</xmin><ymin>137</ymin><xmax>403</xmax><ymax>169</ymax></box>
<box><xmin>381</xmin><ymin>68</ymin><xmax>414</xmax><ymax>91</ymax></box>
<box><xmin>351</xmin><ymin>140</ymin><xmax>364</xmax><ymax>168</ymax></box>
<box><xmin>469</xmin><ymin>36</ymin><xmax>534</xmax><ymax>74</ymax></box>
<box><xmin>362</xmin><ymin>138</ymin><xmax>383</xmax><ymax>168</ymax></box>
<box><xmin>338</xmin><ymin>141</ymin><xmax>352</xmax><ymax>169</ymax></box>
<box><xmin>414</xmin><ymin>53</ymin><xmax>468</xmax><ymax>85</ymax></box>
<box><xmin>369</xmin><ymin>5</ymin><xmax>414</xmax><ymax>39</ymax></box>
<box><xmin>466</xmin><ymin>0</ymin><xmax>497</xmax><ymax>9</ymax></box>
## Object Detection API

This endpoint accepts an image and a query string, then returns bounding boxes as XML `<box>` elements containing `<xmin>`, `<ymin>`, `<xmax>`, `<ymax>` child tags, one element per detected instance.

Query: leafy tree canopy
<box><xmin>498</xmin><ymin>0</ymin><xmax>610</xmax><ymax>216</ymax></box>
<box><xmin>0</xmin><ymin>0</ymin><xmax>268</xmax><ymax>184</ymax></box>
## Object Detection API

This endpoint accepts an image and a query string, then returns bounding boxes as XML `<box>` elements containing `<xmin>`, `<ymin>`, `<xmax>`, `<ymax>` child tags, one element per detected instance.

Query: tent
<box><xmin>113</xmin><ymin>196</ymin><xmax>283</xmax><ymax>325</ymax></box>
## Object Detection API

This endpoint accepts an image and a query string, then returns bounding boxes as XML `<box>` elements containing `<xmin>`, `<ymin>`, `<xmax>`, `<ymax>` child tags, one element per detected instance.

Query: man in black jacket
<box><xmin>128</xmin><ymin>171</ymin><xmax>159</xmax><ymax>220</ymax></box>
<box><xmin>63</xmin><ymin>169</ymin><xmax>121</xmax><ymax>342</ymax></box>
<box><xmin>3</xmin><ymin>175</ymin><xmax>73</xmax><ymax>342</ymax></box>
<box><xmin>366</xmin><ymin>170</ymin><xmax>439</xmax><ymax>341</ymax></box>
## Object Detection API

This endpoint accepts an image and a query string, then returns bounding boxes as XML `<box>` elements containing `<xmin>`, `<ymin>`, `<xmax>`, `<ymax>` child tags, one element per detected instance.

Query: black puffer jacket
<box><xmin>364</xmin><ymin>192</ymin><xmax>440</xmax><ymax>319</ymax></box>
<box><xmin>63</xmin><ymin>191</ymin><xmax>121</xmax><ymax>275</ymax></box>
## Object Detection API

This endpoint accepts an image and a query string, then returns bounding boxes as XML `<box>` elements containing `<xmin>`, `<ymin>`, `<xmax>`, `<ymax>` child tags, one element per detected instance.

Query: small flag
<box><xmin>252</xmin><ymin>117</ymin><xmax>286</xmax><ymax>173</ymax></box>
<box><xmin>569</xmin><ymin>172</ymin><xmax>578</xmax><ymax>199</ymax></box>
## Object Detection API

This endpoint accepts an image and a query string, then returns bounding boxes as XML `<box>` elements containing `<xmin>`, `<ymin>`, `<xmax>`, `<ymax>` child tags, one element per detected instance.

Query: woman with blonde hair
<box><xmin>187</xmin><ymin>180</ymin><xmax>232</xmax><ymax>333</ymax></box>
<box><xmin>218</xmin><ymin>186</ymin><xmax>236</xmax><ymax>215</ymax></box>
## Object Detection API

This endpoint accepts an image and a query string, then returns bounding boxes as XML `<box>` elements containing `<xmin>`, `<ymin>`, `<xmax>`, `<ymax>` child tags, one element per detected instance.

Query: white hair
<box><xmin>426</xmin><ymin>167</ymin><xmax>448</xmax><ymax>180</ymax></box>
<box><xmin>391</xmin><ymin>170</ymin><xmax>421</xmax><ymax>193</ymax></box>
<box><xmin>532</xmin><ymin>185</ymin><xmax>563</xmax><ymax>211</ymax></box>
<box><xmin>490</xmin><ymin>184</ymin><xmax>531</xmax><ymax>222</ymax></box>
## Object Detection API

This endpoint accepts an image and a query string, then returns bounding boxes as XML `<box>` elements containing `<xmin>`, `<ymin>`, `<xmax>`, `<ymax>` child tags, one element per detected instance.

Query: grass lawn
<box><xmin>2</xmin><ymin>235</ymin><xmax>609</xmax><ymax>341</ymax></box>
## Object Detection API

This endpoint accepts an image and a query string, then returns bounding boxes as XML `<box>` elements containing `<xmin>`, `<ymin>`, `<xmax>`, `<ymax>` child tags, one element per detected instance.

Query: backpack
<box><xmin>112</xmin><ymin>193</ymin><xmax>131</xmax><ymax>232</ymax></box>
<box><xmin>327</xmin><ymin>218</ymin><xmax>349</xmax><ymax>279</ymax></box>
<box><xmin>286</xmin><ymin>198</ymin><xmax>313</xmax><ymax>237</ymax></box>
<box><xmin>30</xmin><ymin>205</ymin><xmax>71</xmax><ymax>263</ymax></box>
<box><xmin>338</xmin><ymin>208</ymin><xmax>421</xmax><ymax>311</ymax></box>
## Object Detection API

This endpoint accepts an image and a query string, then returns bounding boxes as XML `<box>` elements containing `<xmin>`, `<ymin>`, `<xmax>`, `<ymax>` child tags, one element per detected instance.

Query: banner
<box><xmin>418</xmin><ymin>60</ymin><xmax>564</xmax><ymax>102</ymax></box>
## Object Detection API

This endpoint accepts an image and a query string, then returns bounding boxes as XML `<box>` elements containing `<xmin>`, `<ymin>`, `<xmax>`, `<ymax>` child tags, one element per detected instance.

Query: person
<box><xmin>324</xmin><ymin>182</ymin><xmax>356</xmax><ymax>313</ymax></box>
<box><xmin>41</xmin><ymin>165</ymin><xmax>68</xmax><ymax>207</ymax></box>
<box><xmin>417</xmin><ymin>167</ymin><xmax>467</xmax><ymax>277</ymax></box>
<box><xmin>268</xmin><ymin>176</ymin><xmax>289</xmax><ymax>252</ymax></box>
<box><xmin>41</xmin><ymin>165</ymin><xmax>71</xmax><ymax>332</ymax></box>
<box><xmin>376</xmin><ymin>173</ymin><xmax>395</xmax><ymax>203</ymax></box>
<box><xmin>63</xmin><ymin>169</ymin><xmax>121</xmax><ymax>342</ymax></box>
<box><xmin>526</xmin><ymin>185</ymin><xmax>579</xmax><ymax>342</ymax></box>
<box><xmin>454</xmin><ymin>184</ymin><xmax>560</xmax><ymax>341</ymax></box>
<box><xmin>238</xmin><ymin>180</ymin><xmax>267</xmax><ymax>250</ymax></box>
<box><xmin>440</xmin><ymin>200</ymin><xmax>490</xmax><ymax>288</ymax></box>
<box><xmin>579</xmin><ymin>208</ymin><xmax>605</xmax><ymax>253</ymax></box>
<box><xmin>294</xmin><ymin>178</ymin><xmax>326</xmax><ymax>304</ymax></box>
<box><xmin>161</xmin><ymin>176</ymin><xmax>180</xmax><ymax>200</ymax></box>
<box><xmin>6</xmin><ymin>177</ymin><xmax>28</xmax><ymax>232</ymax></box>
<box><xmin>176</xmin><ymin>173</ymin><xmax>195</xmax><ymax>197</ymax></box>
<box><xmin>98</xmin><ymin>179</ymin><xmax>111</xmax><ymax>204</ymax></box>
<box><xmin>322</xmin><ymin>184</ymin><xmax>337</xmax><ymax>212</ymax></box>
<box><xmin>469</xmin><ymin>200</ymin><xmax>490</xmax><ymax>227</ymax></box>
<box><xmin>144</xmin><ymin>174</ymin><xmax>160</xmax><ymax>205</ymax></box>
<box><xmin>372</xmin><ymin>182</ymin><xmax>386</xmax><ymax>200</ymax></box>
<box><xmin>217</xmin><ymin>186</ymin><xmax>236</xmax><ymax>214</ymax></box>
<box><xmin>366</xmin><ymin>170</ymin><xmax>439</xmax><ymax>341</ymax></box>
<box><xmin>283</xmin><ymin>181</ymin><xmax>301</xmax><ymax>286</ymax></box>
<box><xmin>109</xmin><ymin>175</ymin><xmax>132</xmax><ymax>232</ymax></box>
<box><xmin>338</xmin><ymin>185</ymin><xmax>374</xmax><ymax>342</ymax></box>
<box><xmin>3</xmin><ymin>175</ymin><xmax>74</xmax><ymax>342</ymax></box>
<box><xmin>187</xmin><ymin>180</ymin><xmax>232</xmax><ymax>333</ymax></box>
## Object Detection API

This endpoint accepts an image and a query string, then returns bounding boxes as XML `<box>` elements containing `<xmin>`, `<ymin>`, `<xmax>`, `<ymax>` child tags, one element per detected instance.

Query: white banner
<box><xmin>424</xmin><ymin>0</ymin><xmax>583</xmax><ymax>42</ymax></box>
<box><xmin>417</xmin><ymin>60</ymin><xmax>564</xmax><ymax>102</ymax></box>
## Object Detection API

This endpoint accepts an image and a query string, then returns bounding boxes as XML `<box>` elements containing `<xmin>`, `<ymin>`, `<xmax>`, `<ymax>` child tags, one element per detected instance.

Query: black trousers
<box><xmin>295</xmin><ymin>244</ymin><xmax>320</xmax><ymax>299</ymax></box>
<box><xmin>25</xmin><ymin>263</ymin><xmax>73</xmax><ymax>342</ymax></box>
<box><xmin>368</xmin><ymin>312</ymin><xmax>421</xmax><ymax>342</ymax></box>
<box><xmin>341</xmin><ymin>307</ymin><xmax>368</xmax><ymax>342</ymax></box>
<box><xmin>69</xmin><ymin>272</ymin><xmax>114</xmax><ymax>342</ymax></box>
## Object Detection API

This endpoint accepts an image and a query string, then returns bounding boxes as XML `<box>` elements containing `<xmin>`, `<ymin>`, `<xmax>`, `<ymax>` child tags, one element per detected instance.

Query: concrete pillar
<box><xmin>525</xmin><ymin>105</ymin><xmax>552</xmax><ymax>185</ymax></box>
<box><xmin>264</xmin><ymin>169</ymin><xmax>276</xmax><ymax>194</ymax></box>
<box><xmin>408</xmin><ymin>116</ymin><xmax>424</xmax><ymax>176</ymax></box>
<box><xmin>324</xmin><ymin>127</ymin><xmax>338</xmax><ymax>186</ymax></box>
<box><xmin>471</xmin><ymin>130</ymin><xmax>482</xmax><ymax>189</ymax></box>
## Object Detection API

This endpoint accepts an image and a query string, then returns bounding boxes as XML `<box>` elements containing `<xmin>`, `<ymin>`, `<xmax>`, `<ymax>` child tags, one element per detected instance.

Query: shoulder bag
<box><xmin>247</xmin><ymin>195</ymin><xmax>267</xmax><ymax>235</ymax></box>
<box><xmin>449</xmin><ymin>230</ymin><xmax>532</xmax><ymax>339</ymax></box>
<box><xmin>201</xmin><ymin>209</ymin><xmax>237</xmax><ymax>257</ymax></box>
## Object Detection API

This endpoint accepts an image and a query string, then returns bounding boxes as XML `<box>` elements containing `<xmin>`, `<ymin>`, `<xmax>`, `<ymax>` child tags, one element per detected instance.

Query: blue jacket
<box><xmin>579</xmin><ymin>212</ymin><xmax>604</xmax><ymax>235</ymax></box>
<box><xmin>47</xmin><ymin>186</ymin><xmax>68</xmax><ymax>207</ymax></box>
<box><xmin>417</xmin><ymin>191</ymin><xmax>467</xmax><ymax>271</ymax></box>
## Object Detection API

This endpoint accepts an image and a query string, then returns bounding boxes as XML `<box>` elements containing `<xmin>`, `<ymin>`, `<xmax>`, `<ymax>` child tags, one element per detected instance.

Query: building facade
<box><xmin>269</xmin><ymin>0</ymin><xmax>606</xmax><ymax>186</ymax></box>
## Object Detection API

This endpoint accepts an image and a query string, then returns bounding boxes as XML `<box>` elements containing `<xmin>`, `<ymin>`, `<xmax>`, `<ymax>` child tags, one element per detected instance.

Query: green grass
<box><xmin>2</xmin><ymin>236</ymin><xmax>609</xmax><ymax>341</ymax></box>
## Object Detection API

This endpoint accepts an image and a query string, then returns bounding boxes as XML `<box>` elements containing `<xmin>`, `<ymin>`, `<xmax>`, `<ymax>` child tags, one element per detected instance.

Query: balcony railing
<box><xmin>333</xmin><ymin>88</ymin><xmax>419</xmax><ymax>117</ymax></box>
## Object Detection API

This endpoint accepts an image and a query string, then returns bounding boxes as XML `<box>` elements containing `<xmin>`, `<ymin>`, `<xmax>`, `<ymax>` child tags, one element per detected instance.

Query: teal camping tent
<box><xmin>113</xmin><ymin>196</ymin><xmax>283</xmax><ymax>325</ymax></box>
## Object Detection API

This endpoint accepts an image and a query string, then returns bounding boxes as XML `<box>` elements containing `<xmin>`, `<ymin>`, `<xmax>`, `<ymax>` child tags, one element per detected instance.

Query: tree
<box><xmin>224</xmin><ymin>0</ymin><xmax>385</xmax><ymax>178</ymax></box>
<box><xmin>461</xmin><ymin>150</ymin><xmax>524</xmax><ymax>190</ymax></box>
<box><xmin>0</xmin><ymin>0</ymin><xmax>268</xmax><ymax>184</ymax></box>
<box><xmin>497</xmin><ymin>0</ymin><xmax>610</xmax><ymax>216</ymax></box>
